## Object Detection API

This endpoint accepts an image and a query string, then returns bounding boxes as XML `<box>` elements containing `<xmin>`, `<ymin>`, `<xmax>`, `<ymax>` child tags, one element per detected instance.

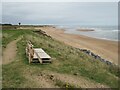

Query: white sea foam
<box><xmin>112</xmin><ymin>30</ymin><xmax>119</xmax><ymax>32</ymax></box>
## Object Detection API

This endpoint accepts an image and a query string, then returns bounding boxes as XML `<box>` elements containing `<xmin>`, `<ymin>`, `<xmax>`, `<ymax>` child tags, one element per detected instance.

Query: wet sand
<box><xmin>35</xmin><ymin>26</ymin><xmax>118</xmax><ymax>65</ymax></box>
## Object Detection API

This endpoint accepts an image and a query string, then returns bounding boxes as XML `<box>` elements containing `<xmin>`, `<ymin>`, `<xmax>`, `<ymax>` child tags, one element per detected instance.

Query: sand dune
<box><xmin>35</xmin><ymin>26</ymin><xmax>118</xmax><ymax>65</ymax></box>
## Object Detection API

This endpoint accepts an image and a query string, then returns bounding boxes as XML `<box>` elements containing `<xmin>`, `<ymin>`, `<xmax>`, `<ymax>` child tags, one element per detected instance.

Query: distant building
<box><xmin>18</xmin><ymin>23</ymin><xmax>21</xmax><ymax>25</ymax></box>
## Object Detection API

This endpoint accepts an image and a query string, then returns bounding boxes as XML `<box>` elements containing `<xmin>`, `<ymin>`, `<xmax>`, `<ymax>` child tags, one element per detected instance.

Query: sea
<box><xmin>55</xmin><ymin>25</ymin><xmax>119</xmax><ymax>41</ymax></box>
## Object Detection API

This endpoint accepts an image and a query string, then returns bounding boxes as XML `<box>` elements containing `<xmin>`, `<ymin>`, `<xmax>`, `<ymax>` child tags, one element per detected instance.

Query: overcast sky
<box><xmin>2</xmin><ymin>2</ymin><xmax>118</xmax><ymax>25</ymax></box>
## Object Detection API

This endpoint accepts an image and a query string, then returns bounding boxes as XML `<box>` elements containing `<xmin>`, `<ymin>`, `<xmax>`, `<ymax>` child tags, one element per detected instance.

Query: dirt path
<box><xmin>2</xmin><ymin>38</ymin><xmax>21</xmax><ymax>65</ymax></box>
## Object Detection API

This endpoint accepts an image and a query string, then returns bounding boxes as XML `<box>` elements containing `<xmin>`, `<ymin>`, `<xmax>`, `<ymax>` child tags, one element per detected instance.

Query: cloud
<box><xmin>1</xmin><ymin>0</ymin><xmax>119</xmax><ymax>2</ymax></box>
<box><xmin>2</xmin><ymin>2</ymin><xmax>118</xmax><ymax>25</ymax></box>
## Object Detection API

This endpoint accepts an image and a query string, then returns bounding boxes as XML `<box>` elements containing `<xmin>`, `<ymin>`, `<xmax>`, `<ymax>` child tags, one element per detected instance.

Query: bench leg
<box><xmin>28</xmin><ymin>53</ymin><xmax>31</xmax><ymax>64</ymax></box>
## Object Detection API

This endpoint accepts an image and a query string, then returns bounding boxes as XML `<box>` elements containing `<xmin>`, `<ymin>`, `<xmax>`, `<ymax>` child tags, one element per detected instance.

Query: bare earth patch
<box><xmin>44</xmin><ymin>71</ymin><xmax>109</xmax><ymax>88</ymax></box>
<box><xmin>22</xmin><ymin>69</ymin><xmax>58</xmax><ymax>88</ymax></box>
<box><xmin>22</xmin><ymin>68</ymin><xmax>109</xmax><ymax>88</ymax></box>
<box><xmin>2</xmin><ymin>38</ymin><xmax>21</xmax><ymax>65</ymax></box>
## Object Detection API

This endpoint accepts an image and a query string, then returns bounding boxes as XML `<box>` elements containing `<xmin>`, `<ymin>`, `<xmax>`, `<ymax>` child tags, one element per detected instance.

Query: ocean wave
<box><xmin>112</xmin><ymin>30</ymin><xmax>119</xmax><ymax>32</ymax></box>
<box><xmin>58</xmin><ymin>25</ymin><xmax>118</xmax><ymax>41</ymax></box>
<box><xmin>94</xmin><ymin>29</ymin><xmax>119</xmax><ymax>32</ymax></box>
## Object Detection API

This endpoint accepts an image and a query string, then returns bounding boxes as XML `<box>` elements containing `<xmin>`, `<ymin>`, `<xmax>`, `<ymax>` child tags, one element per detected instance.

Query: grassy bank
<box><xmin>2</xmin><ymin>29</ymin><xmax>119</xmax><ymax>88</ymax></box>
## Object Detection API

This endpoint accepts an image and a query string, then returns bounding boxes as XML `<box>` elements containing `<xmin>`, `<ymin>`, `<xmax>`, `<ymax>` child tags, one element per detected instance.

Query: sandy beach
<box><xmin>35</xmin><ymin>26</ymin><xmax>118</xmax><ymax>65</ymax></box>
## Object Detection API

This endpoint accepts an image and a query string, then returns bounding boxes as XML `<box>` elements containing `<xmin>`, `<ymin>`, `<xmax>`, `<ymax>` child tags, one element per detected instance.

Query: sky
<box><xmin>1</xmin><ymin>0</ymin><xmax>119</xmax><ymax>2</ymax></box>
<box><xmin>2</xmin><ymin>2</ymin><xmax>118</xmax><ymax>26</ymax></box>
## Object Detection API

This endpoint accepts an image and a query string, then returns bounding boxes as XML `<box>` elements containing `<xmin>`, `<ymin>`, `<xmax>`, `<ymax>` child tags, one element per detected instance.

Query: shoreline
<box><xmin>35</xmin><ymin>26</ymin><xmax>118</xmax><ymax>65</ymax></box>
<box><xmin>64</xmin><ymin>31</ymin><xmax>118</xmax><ymax>42</ymax></box>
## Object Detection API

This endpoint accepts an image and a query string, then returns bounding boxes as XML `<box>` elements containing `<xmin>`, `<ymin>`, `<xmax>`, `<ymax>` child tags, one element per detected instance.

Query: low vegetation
<box><xmin>2</xmin><ymin>27</ymin><xmax>119</xmax><ymax>88</ymax></box>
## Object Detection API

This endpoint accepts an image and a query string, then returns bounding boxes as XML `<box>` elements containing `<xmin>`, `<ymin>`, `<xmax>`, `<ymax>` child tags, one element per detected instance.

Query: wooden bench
<box><xmin>26</xmin><ymin>41</ymin><xmax>51</xmax><ymax>64</ymax></box>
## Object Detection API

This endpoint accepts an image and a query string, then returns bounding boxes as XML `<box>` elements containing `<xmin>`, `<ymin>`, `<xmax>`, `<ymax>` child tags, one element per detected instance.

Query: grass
<box><xmin>2</xmin><ymin>28</ymin><xmax>119</xmax><ymax>88</ymax></box>
<box><xmin>2</xmin><ymin>63</ymin><xmax>26</xmax><ymax>88</ymax></box>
